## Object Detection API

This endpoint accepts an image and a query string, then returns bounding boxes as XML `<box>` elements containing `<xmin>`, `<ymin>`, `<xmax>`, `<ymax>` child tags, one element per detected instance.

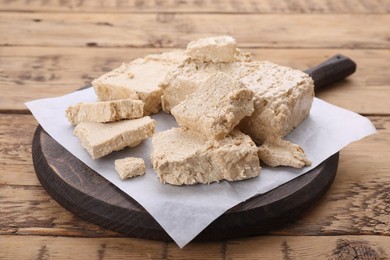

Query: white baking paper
<box><xmin>26</xmin><ymin>88</ymin><xmax>376</xmax><ymax>248</ymax></box>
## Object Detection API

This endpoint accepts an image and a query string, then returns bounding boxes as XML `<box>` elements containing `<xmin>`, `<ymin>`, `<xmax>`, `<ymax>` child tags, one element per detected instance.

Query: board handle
<box><xmin>304</xmin><ymin>54</ymin><xmax>357</xmax><ymax>92</ymax></box>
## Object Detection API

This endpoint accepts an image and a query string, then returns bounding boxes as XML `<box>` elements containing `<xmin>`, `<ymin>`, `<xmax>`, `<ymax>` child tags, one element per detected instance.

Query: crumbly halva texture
<box><xmin>171</xmin><ymin>72</ymin><xmax>254</xmax><ymax>140</ymax></box>
<box><xmin>115</xmin><ymin>157</ymin><xmax>146</xmax><ymax>179</ymax></box>
<box><xmin>186</xmin><ymin>35</ymin><xmax>238</xmax><ymax>63</ymax></box>
<box><xmin>74</xmin><ymin>116</ymin><xmax>156</xmax><ymax>159</ymax></box>
<box><xmin>238</xmin><ymin>61</ymin><xmax>314</xmax><ymax>144</ymax></box>
<box><xmin>151</xmin><ymin>128</ymin><xmax>260</xmax><ymax>185</ymax></box>
<box><xmin>92</xmin><ymin>50</ymin><xmax>187</xmax><ymax>115</ymax></box>
<box><xmin>258</xmin><ymin>138</ymin><xmax>311</xmax><ymax>168</ymax></box>
<box><xmin>161</xmin><ymin>60</ymin><xmax>314</xmax><ymax>144</ymax></box>
<box><xmin>66</xmin><ymin>99</ymin><xmax>144</xmax><ymax>125</ymax></box>
<box><xmin>161</xmin><ymin>54</ymin><xmax>251</xmax><ymax>113</ymax></box>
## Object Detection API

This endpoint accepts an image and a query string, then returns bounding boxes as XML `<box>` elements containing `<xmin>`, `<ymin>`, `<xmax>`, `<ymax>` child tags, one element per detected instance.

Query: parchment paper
<box><xmin>26</xmin><ymin>87</ymin><xmax>376</xmax><ymax>247</ymax></box>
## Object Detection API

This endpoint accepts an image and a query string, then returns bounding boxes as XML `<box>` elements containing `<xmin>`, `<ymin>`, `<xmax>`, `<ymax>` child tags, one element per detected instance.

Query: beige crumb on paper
<box><xmin>258</xmin><ymin>137</ymin><xmax>312</xmax><ymax>168</ymax></box>
<box><xmin>115</xmin><ymin>157</ymin><xmax>146</xmax><ymax>180</ymax></box>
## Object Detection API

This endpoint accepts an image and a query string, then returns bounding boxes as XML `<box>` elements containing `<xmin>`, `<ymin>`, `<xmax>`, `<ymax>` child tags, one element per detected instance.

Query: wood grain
<box><xmin>1</xmin><ymin>13</ymin><xmax>389</xmax><ymax>48</ymax></box>
<box><xmin>1</xmin><ymin>47</ymin><xmax>389</xmax><ymax>114</ymax></box>
<box><xmin>0</xmin><ymin>235</ymin><xmax>389</xmax><ymax>259</ymax></box>
<box><xmin>0</xmin><ymin>0</ymin><xmax>389</xmax><ymax>13</ymax></box>
<box><xmin>226</xmin><ymin>236</ymin><xmax>390</xmax><ymax>259</ymax></box>
<box><xmin>0</xmin><ymin>235</ymin><xmax>166</xmax><ymax>260</ymax></box>
<box><xmin>0</xmin><ymin>115</ymin><xmax>38</xmax><ymax>185</ymax></box>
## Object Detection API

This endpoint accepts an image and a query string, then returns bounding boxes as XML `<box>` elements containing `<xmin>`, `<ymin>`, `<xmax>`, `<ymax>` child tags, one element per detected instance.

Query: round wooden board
<box><xmin>32</xmin><ymin>125</ymin><xmax>339</xmax><ymax>242</ymax></box>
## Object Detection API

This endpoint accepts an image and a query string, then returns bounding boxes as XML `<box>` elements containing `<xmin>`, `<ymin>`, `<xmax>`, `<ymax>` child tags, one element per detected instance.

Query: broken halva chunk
<box><xmin>92</xmin><ymin>50</ymin><xmax>187</xmax><ymax>115</ymax></box>
<box><xmin>258</xmin><ymin>138</ymin><xmax>311</xmax><ymax>168</ymax></box>
<box><xmin>162</xmin><ymin>60</ymin><xmax>314</xmax><ymax>144</ymax></box>
<box><xmin>151</xmin><ymin>128</ymin><xmax>260</xmax><ymax>185</ymax></box>
<box><xmin>74</xmin><ymin>116</ymin><xmax>156</xmax><ymax>159</ymax></box>
<box><xmin>115</xmin><ymin>157</ymin><xmax>146</xmax><ymax>179</ymax></box>
<box><xmin>171</xmin><ymin>72</ymin><xmax>254</xmax><ymax>140</ymax></box>
<box><xmin>66</xmin><ymin>99</ymin><xmax>144</xmax><ymax>125</ymax></box>
<box><xmin>161</xmin><ymin>46</ymin><xmax>314</xmax><ymax>168</ymax></box>
<box><xmin>186</xmin><ymin>35</ymin><xmax>238</xmax><ymax>63</ymax></box>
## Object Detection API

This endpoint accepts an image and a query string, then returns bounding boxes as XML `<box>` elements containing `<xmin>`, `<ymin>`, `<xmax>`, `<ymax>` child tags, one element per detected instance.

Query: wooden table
<box><xmin>1</xmin><ymin>1</ymin><xmax>390</xmax><ymax>259</ymax></box>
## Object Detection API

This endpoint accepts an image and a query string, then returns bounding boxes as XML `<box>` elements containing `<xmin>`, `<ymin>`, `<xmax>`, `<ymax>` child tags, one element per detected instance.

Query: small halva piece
<box><xmin>115</xmin><ymin>157</ymin><xmax>146</xmax><ymax>179</ymax></box>
<box><xmin>74</xmin><ymin>116</ymin><xmax>156</xmax><ymax>159</ymax></box>
<box><xmin>66</xmin><ymin>99</ymin><xmax>144</xmax><ymax>125</ymax></box>
<box><xmin>151</xmin><ymin>128</ymin><xmax>260</xmax><ymax>185</ymax></box>
<box><xmin>186</xmin><ymin>35</ymin><xmax>238</xmax><ymax>63</ymax></box>
<box><xmin>171</xmin><ymin>72</ymin><xmax>254</xmax><ymax>140</ymax></box>
<box><xmin>258</xmin><ymin>138</ymin><xmax>312</xmax><ymax>168</ymax></box>
<box><xmin>92</xmin><ymin>50</ymin><xmax>187</xmax><ymax>115</ymax></box>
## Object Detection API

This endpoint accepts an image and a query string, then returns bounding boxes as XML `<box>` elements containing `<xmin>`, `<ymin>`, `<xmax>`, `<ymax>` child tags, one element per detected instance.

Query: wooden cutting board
<box><xmin>31</xmin><ymin>54</ymin><xmax>356</xmax><ymax>242</ymax></box>
<box><xmin>32</xmin><ymin>125</ymin><xmax>339</xmax><ymax>242</ymax></box>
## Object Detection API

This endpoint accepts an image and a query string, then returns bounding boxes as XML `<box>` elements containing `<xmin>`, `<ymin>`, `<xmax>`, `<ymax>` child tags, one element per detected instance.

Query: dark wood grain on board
<box><xmin>32</xmin><ymin>125</ymin><xmax>339</xmax><ymax>242</ymax></box>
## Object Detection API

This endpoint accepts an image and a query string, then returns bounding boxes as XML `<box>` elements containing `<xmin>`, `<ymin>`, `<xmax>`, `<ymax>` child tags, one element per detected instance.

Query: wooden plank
<box><xmin>0</xmin><ymin>115</ymin><xmax>389</xmax><ymax>237</ymax></box>
<box><xmin>225</xmin><ymin>236</ymin><xmax>390</xmax><ymax>259</ymax></box>
<box><xmin>0</xmin><ymin>115</ymin><xmax>38</xmax><ymax>185</ymax></box>
<box><xmin>0</xmin><ymin>235</ymin><xmax>166</xmax><ymax>260</ymax></box>
<box><xmin>0</xmin><ymin>0</ymin><xmax>389</xmax><ymax>13</ymax></box>
<box><xmin>0</xmin><ymin>235</ymin><xmax>389</xmax><ymax>259</ymax></box>
<box><xmin>1</xmin><ymin>13</ymin><xmax>389</xmax><ymax>48</ymax></box>
<box><xmin>1</xmin><ymin>46</ymin><xmax>389</xmax><ymax>114</ymax></box>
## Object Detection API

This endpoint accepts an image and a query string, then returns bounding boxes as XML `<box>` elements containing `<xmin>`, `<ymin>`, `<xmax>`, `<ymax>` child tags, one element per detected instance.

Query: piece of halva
<box><xmin>66</xmin><ymin>99</ymin><xmax>144</xmax><ymax>125</ymax></box>
<box><xmin>74</xmin><ymin>116</ymin><xmax>156</xmax><ymax>159</ymax></box>
<box><xmin>161</xmin><ymin>54</ymin><xmax>251</xmax><ymax>113</ymax></box>
<box><xmin>186</xmin><ymin>35</ymin><xmax>238</xmax><ymax>63</ymax></box>
<box><xmin>258</xmin><ymin>138</ymin><xmax>311</xmax><ymax>168</ymax></box>
<box><xmin>151</xmin><ymin>128</ymin><xmax>260</xmax><ymax>185</ymax></box>
<box><xmin>238</xmin><ymin>61</ymin><xmax>314</xmax><ymax>144</ymax></box>
<box><xmin>161</xmin><ymin>60</ymin><xmax>314</xmax><ymax>144</ymax></box>
<box><xmin>115</xmin><ymin>157</ymin><xmax>146</xmax><ymax>179</ymax></box>
<box><xmin>92</xmin><ymin>50</ymin><xmax>187</xmax><ymax>115</ymax></box>
<box><xmin>171</xmin><ymin>72</ymin><xmax>254</xmax><ymax>139</ymax></box>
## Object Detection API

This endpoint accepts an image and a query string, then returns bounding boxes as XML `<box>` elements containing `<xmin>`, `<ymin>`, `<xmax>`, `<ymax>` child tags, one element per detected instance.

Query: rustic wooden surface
<box><xmin>1</xmin><ymin>0</ymin><xmax>389</xmax><ymax>259</ymax></box>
